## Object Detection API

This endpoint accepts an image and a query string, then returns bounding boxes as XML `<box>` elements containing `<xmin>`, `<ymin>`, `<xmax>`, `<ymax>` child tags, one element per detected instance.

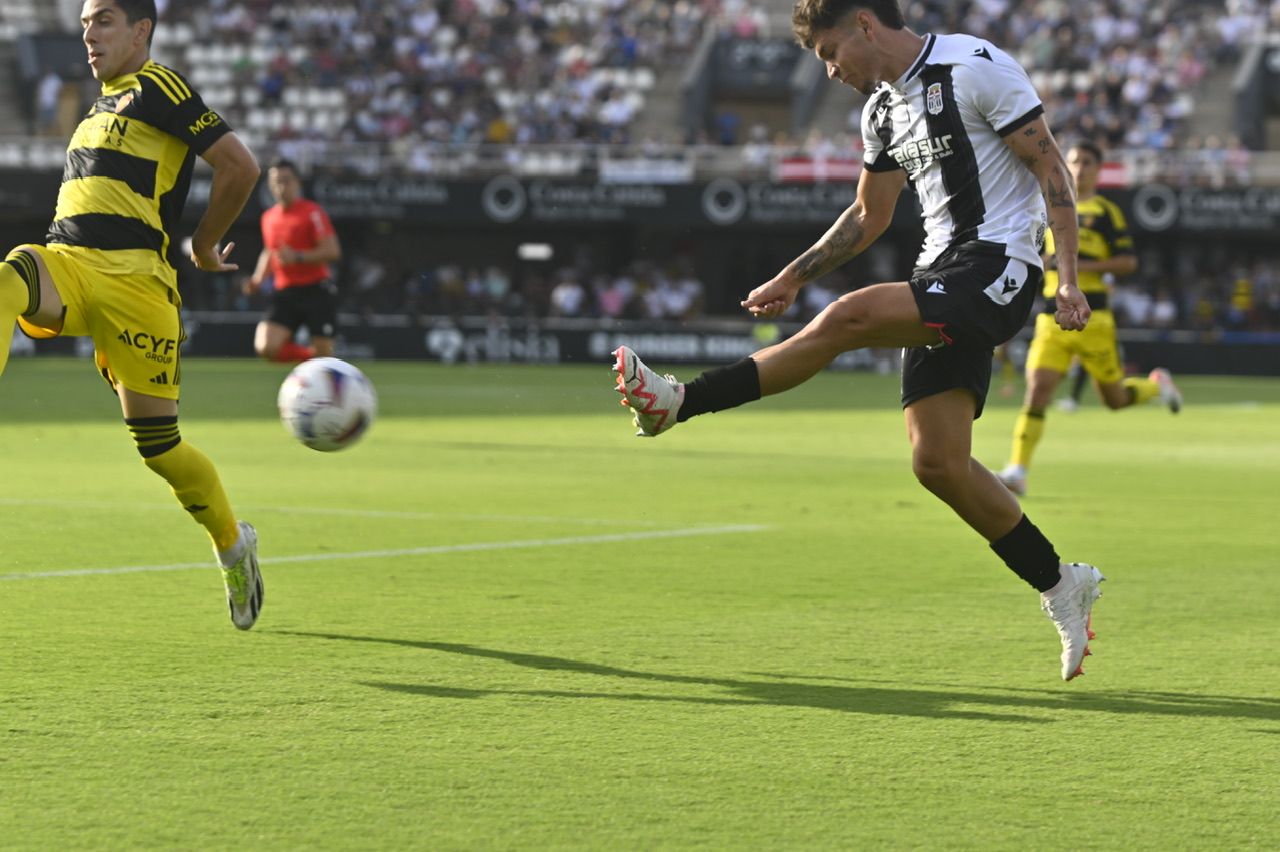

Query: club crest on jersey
<box><xmin>926</xmin><ymin>83</ymin><xmax>944</xmax><ymax>115</ymax></box>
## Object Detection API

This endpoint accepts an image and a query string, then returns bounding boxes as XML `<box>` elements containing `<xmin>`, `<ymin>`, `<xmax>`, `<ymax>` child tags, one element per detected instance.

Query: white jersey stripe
<box><xmin>861</xmin><ymin>33</ymin><xmax>1048</xmax><ymax>269</ymax></box>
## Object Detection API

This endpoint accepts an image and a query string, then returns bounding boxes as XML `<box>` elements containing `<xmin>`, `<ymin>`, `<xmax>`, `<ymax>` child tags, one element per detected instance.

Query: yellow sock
<box><xmin>1010</xmin><ymin>409</ymin><xmax>1046</xmax><ymax>468</ymax></box>
<box><xmin>0</xmin><ymin>255</ymin><xmax>38</xmax><ymax>378</ymax></box>
<box><xmin>130</xmin><ymin>420</ymin><xmax>240</xmax><ymax>552</ymax></box>
<box><xmin>1122</xmin><ymin>377</ymin><xmax>1160</xmax><ymax>405</ymax></box>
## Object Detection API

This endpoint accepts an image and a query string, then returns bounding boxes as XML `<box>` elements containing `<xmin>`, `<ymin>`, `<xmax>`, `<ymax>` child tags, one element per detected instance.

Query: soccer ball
<box><xmin>277</xmin><ymin>357</ymin><xmax>377</xmax><ymax>452</ymax></box>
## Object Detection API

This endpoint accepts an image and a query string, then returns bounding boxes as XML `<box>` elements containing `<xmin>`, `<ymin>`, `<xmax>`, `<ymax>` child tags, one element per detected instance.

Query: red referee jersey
<box><xmin>261</xmin><ymin>198</ymin><xmax>336</xmax><ymax>289</ymax></box>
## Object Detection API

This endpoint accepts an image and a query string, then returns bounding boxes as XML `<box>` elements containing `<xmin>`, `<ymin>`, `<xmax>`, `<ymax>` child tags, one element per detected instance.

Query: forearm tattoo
<box><xmin>1046</xmin><ymin>171</ymin><xmax>1074</xmax><ymax>208</ymax></box>
<box><xmin>796</xmin><ymin>214</ymin><xmax>866</xmax><ymax>281</ymax></box>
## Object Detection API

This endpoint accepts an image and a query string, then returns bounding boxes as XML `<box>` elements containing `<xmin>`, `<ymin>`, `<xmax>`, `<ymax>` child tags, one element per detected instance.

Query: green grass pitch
<box><xmin>1</xmin><ymin>356</ymin><xmax>1277</xmax><ymax>849</ymax></box>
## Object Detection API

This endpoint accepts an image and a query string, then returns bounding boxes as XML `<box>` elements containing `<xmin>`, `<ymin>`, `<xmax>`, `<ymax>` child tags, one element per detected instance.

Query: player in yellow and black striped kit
<box><xmin>0</xmin><ymin>0</ymin><xmax>266</xmax><ymax>627</ymax></box>
<box><xmin>997</xmin><ymin>141</ymin><xmax>1182</xmax><ymax>496</ymax></box>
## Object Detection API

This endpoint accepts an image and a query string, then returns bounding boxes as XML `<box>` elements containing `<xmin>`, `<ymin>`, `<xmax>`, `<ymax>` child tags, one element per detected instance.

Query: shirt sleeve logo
<box><xmin>188</xmin><ymin>110</ymin><xmax>223</xmax><ymax>136</ymax></box>
<box><xmin>926</xmin><ymin>83</ymin><xmax>944</xmax><ymax>115</ymax></box>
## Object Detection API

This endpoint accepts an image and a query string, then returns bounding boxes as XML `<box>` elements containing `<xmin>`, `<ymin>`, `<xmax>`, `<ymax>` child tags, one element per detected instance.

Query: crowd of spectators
<box><xmin>1115</xmin><ymin>253</ymin><xmax>1280</xmax><ymax>334</ymax></box>
<box><xmin>23</xmin><ymin>0</ymin><xmax>1274</xmax><ymax>172</ymax></box>
<box><xmin>153</xmin><ymin>0</ymin><xmax>715</xmax><ymax>150</ymax></box>
<box><xmin>194</xmin><ymin>251</ymin><xmax>714</xmax><ymax>325</ymax></box>
<box><xmin>906</xmin><ymin>0</ymin><xmax>1279</xmax><ymax>152</ymax></box>
<box><xmin>177</xmin><ymin>234</ymin><xmax>1280</xmax><ymax>335</ymax></box>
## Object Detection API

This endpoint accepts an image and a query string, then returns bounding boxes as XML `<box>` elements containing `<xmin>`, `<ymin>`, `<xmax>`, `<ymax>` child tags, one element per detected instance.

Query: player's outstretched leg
<box><xmin>1149</xmin><ymin>367</ymin><xmax>1183</xmax><ymax>413</ymax></box>
<box><xmin>1039</xmin><ymin>562</ymin><xmax>1105</xmax><ymax>680</ymax></box>
<box><xmin>612</xmin><ymin>346</ymin><xmax>685</xmax><ymax>437</ymax></box>
<box><xmin>128</xmin><ymin>415</ymin><xmax>263</xmax><ymax>629</ymax></box>
<box><xmin>218</xmin><ymin>521</ymin><xmax>263</xmax><ymax>631</ymax></box>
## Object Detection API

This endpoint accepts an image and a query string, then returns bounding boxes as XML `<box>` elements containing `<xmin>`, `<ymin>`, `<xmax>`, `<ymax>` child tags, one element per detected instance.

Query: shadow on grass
<box><xmin>273</xmin><ymin>631</ymin><xmax>1280</xmax><ymax>724</ymax></box>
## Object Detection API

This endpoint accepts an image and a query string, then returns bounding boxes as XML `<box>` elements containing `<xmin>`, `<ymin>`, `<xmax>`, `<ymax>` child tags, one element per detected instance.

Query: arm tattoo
<box><xmin>794</xmin><ymin>245</ymin><xmax>834</xmax><ymax>281</ymax></box>
<box><xmin>1038</xmin><ymin>138</ymin><xmax>1050</xmax><ymax>154</ymax></box>
<box><xmin>1046</xmin><ymin>173</ymin><xmax>1074</xmax><ymax>209</ymax></box>
<box><xmin>796</xmin><ymin>216</ymin><xmax>866</xmax><ymax>280</ymax></box>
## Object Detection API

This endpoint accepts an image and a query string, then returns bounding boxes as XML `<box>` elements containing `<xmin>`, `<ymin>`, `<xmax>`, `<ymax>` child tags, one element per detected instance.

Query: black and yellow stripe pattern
<box><xmin>47</xmin><ymin>60</ymin><xmax>230</xmax><ymax>285</ymax></box>
<box><xmin>4</xmin><ymin>250</ymin><xmax>42</xmax><ymax>317</ymax></box>
<box><xmin>126</xmin><ymin>414</ymin><xmax>182</xmax><ymax>459</ymax></box>
<box><xmin>138</xmin><ymin>62</ymin><xmax>193</xmax><ymax>105</ymax></box>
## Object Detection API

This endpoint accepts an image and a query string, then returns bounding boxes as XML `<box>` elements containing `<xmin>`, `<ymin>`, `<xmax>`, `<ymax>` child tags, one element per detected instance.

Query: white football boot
<box><xmin>218</xmin><ymin>521</ymin><xmax>263</xmax><ymax>630</ymax></box>
<box><xmin>997</xmin><ymin>465</ymin><xmax>1028</xmax><ymax>497</ymax></box>
<box><xmin>612</xmin><ymin>346</ymin><xmax>685</xmax><ymax>437</ymax></box>
<box><xmin>1040</xmin><ymin>562</ymin><xmax>1105</xmax><ymax>681</ymax></box>
<box><xmin>1149</xmin><ymin>368</ymin><xmax>1182</xmax><ymax>414</ymax></box>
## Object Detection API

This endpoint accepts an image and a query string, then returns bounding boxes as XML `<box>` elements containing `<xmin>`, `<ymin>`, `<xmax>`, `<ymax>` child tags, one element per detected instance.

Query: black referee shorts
<box><xmin>266</xmin><ymin>280</ymin><xmax>339</xmax><ymax>338</ymax></box>
<box><xmin>901</xmin><ymin>241</ymin><xmax>1041</xmax><ymax>419</ymax></box>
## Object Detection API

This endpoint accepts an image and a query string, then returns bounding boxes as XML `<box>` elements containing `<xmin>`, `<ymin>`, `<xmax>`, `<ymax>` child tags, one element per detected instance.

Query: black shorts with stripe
<box><xmin>266</xmin><ymin>280</ymin><xmax>339</xmax><ymax>339</ymax></box>
<box><xmin>901</xmin><ymin>241</ymin><xmax>1041</xmax><ymax>419</ymax></box>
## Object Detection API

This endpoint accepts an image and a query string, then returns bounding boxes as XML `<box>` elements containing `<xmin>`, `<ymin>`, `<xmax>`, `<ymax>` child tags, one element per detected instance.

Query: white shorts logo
<box><xmin>926</xmin><ymin>83</ymin><xmax>944</xmax><ymax>115</ymax></box>
<box><xmin>984</xmin><ymin>259</ymin><xmax>1028</xmax><ymax>306</ymax></box>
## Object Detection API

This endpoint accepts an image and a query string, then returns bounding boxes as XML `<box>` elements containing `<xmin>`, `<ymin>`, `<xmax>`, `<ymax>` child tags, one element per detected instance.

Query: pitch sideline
<box><xmin>0</xmin><ymin>524</ymin><xmax>769</xmax><ymax>581</ymax></box>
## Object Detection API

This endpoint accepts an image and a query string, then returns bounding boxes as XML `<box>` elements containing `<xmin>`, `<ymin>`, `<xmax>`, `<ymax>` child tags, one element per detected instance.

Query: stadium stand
<box><xmin>147</xmin><ymin>0</ymin><xmax>708</xmax><ymax>153</ymax></box>
<box><xmin>1</xmin><ymin>1</ymin><xmax>1278</xmax><ymax>335</ymax></box>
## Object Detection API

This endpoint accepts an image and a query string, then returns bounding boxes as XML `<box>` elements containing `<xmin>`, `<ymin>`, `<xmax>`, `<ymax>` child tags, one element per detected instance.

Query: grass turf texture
<box><xmin>1</xmin><ymin>357</ymin><xmax>1277</xmax><ymax>849</ymax></box>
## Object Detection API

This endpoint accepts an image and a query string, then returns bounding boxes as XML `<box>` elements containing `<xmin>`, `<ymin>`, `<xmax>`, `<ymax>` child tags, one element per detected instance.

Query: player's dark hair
<box><xmin>1073</xmin><ymin>140</ymin><xmax>1105</xmax><ymax>163</ymax></box>
<box><xmin>112</xmin><ymin>0</ymin><xmax>157</xmax><ymax>46</ymax></box>
<box><xmin>268</xmin><ymin>157</ymin><xmax>301</xmax><ymax>176</ymax></box>
<box><xmin>793</xmin><ymin>0</ymin><xmax>905</xmax><ymax>48</ymax></box>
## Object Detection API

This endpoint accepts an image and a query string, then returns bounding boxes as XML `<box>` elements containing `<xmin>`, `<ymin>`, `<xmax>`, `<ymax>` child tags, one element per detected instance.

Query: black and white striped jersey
<box><xmin>861</xmin><ymin>33</ymin><xmax>1048</xmax><ymax>270</ymax></box>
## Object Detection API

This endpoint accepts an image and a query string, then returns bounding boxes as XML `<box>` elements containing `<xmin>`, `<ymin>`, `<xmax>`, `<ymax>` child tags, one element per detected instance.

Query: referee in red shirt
<box><xmin>245</xmin><ymin>158</ymin><xmax>342</xmax><ymax>362</ymax></box>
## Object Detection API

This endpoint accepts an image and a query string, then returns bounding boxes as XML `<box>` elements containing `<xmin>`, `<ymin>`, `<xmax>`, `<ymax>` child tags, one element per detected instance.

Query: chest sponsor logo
<box><xmin>887</xmin><ymin>134</ymin><xmax>954</xmax><ymax>174</ymax></box>
<box><xmin>926</xmin><ymin>82</ymin><xmax>944</xmax><ymax>115</ymax></box>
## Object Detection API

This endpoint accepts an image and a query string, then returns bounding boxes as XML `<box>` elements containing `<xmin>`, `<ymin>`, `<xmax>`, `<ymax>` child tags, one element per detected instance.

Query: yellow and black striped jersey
<box><xmin>46</xmin><ymin>60</ymin><xmax>231</xmax><ymax>287</ymax></box>
<box><xmin>1043</xmin><ymin>193</ymin><xmax>1134</xmax><ymax>296</ymax></box>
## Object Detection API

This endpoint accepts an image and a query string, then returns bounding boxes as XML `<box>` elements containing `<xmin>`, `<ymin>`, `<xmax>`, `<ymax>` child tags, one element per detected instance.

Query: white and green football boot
<box><xmin>219</xmin><ymin>521</ymin><xmax>263</xmax><ymax>630</ymax></box>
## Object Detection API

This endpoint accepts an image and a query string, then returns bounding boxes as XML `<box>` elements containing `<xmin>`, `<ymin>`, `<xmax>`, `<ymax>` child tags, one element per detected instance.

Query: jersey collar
<box><xmin>889</xmin><ymin>33</ymin><xmax>935</xmax><ymax>91</ymax></box>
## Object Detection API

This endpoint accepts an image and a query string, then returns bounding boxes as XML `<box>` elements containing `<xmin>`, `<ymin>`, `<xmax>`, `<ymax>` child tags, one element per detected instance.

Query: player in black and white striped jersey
<box><xmin>613</xmin><ymin>0</ymin><xmax>1105</xmax><ymax>681</ymax></box>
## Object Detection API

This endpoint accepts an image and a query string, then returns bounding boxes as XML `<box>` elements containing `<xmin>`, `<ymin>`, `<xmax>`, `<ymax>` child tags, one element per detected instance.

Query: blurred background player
<box><xmin>244</xmin><ymin>158</ymin><xmax>342</xmax><ymax>363</ymax></box>
<box><xmin>998</xmin><ymin>141</ymin><xmax>1182</xmax><ymax>496</ymax></box>
<box><xmin>0</xmin><ymin>0</ymin><xmax>264</xmax><ymax>627</ymax></box>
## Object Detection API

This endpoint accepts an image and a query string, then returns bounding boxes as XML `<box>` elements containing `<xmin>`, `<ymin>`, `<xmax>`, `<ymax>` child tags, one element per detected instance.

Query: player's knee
<box><xmin>911</xmin><ymin>449</ymin><xmax>965</xmax><ymax>495</ymax></box>
<box><xmin>813</xmin><ymin>293</ymin><xmax>874</xmax><ymax>346</ymax></box>
<box><xmin>127</xmin><ymin>415</ymin><xmax>182</xmax><ymax>468</ymax></box>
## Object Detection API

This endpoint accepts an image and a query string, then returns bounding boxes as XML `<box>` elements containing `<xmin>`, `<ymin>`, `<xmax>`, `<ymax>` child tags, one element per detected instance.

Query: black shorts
<box><xmin>901</xmin><ymin>242</ymin><xmax>1041</xmax><ymax>419</ymax></box>
<box><xmin>266</xmin><ymin>280</ymin><xmax>339</xmax><ymax>338</ymax></box>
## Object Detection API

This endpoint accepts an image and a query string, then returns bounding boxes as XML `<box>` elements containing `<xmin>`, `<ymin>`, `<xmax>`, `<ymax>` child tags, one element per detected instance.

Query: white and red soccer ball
<box><xmin>277</xmin><ymin>357</ymin><xmax>377</xmax><ymax>452</ymax></box>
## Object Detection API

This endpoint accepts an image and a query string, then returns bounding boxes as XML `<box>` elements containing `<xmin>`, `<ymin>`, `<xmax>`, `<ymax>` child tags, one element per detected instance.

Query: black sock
<box><xmin>990</xmin><ymin>515</ymin><xmax>1062</xmax><ymax>592</ymax></box>
<box><xmin>676</xmin><ymin>357</ymin><xmax>762</xmax><ymax>422</ymax></box>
